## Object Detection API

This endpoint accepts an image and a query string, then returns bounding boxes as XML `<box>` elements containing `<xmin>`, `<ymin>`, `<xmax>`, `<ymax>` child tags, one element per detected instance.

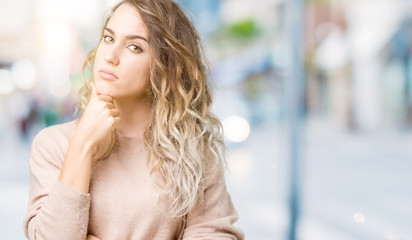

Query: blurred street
<box><xmin>1</xmin><ymin>0</ymin><xmax>412</xmax><ymax>239</ymax></box>
<box><xmin>2</xmin><ymin>118</ymin><xmax>412</xmax><ymax>239</ymax></box>
<box><xmin>0</xmin><ymin>124</ymin><xmax>31</xmax><ymax>239</ymax></box>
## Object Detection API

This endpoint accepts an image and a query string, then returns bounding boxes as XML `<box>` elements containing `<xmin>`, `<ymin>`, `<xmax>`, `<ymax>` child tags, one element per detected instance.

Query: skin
<box><xmin>58</xmin><ymin>3</ymin><xmax>152</xmax><ymax>239</ymax></box>
<box><xmin>86</xmin><ymin>234</ymin><xmax>100</xmax><ymax>240</ymax></box>
<box><xmin>93</xmin><ymin>2</ymin><xmax>152</xmax><ymax>138</ymax></box>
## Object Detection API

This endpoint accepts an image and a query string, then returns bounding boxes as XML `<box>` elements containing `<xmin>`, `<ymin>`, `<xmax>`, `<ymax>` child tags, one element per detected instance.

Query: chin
<box><xmin>95</xmin><ymin>81</ymin><xmax>116</xmax><ymax>97</ymax></box>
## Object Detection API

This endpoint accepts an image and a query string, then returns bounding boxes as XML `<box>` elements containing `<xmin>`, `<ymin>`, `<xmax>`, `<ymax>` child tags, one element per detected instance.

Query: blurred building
<box><xmin>1</xmin><ymin>0</ymin><xmax>412</xmax><ymax>239</ymax></box>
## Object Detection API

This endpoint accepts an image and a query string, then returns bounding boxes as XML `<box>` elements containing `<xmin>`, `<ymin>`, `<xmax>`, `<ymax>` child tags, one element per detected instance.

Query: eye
<box><xmin>103</xmin><ymin>35</ymin><xmax>114</xmax><ymax>43</ymax></box>
<box><xmin>127</xmin><ymin>44</ymin><xmax>143</xmax><ymax>53</ymax></box>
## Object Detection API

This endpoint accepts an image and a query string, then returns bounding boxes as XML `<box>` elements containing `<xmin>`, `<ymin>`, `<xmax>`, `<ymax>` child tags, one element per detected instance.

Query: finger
<box><xmin>113</xmin><ymin>116</ymin><xmax>121</xmax><ymax>128</ymax></box>
<box><xmin>105</xmin><ymin>102</ymin><xmax>116</xmax><ymax>109</ymax></box>
<box><xmin>87</xmin><ymin>235</ymin><xmax>100</xmax><ymax>240</ymax></box>
<box><xmin>98</xmin><ymin>95</ymin><xmax>114</xmax><ymax>103</ymax></box>
<box><xmin>90</xmin><ymin>82</ymin><xmax>99</xmax><ymax>98</ymax></box>
<box><xmin>111</xmin><ymin>109</ymin><xmax>120</xmax><ymax>117</ymax></box>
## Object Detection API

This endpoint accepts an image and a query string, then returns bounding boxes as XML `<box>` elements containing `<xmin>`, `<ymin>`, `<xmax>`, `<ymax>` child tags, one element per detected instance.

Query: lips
<box><xmin>98</xmin><ymin>69</ymin><xmax>119</xmax><ymax>81</ymax></box>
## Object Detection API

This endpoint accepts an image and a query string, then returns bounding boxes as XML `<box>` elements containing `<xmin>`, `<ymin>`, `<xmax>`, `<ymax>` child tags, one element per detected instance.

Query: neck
<box><xmin>114</xmin><ymin>96</ymin><xmax>152</xmax><ymax>139</ymax></box>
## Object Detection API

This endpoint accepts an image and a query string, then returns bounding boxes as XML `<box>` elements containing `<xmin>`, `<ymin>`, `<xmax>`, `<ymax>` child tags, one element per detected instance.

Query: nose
<box><xmin>104</xmin><ymin>46</ymin><xmax>120</xmax><ymax>66</ymax></box>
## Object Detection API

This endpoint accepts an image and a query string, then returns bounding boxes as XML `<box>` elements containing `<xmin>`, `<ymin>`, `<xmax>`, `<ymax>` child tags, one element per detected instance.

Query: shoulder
<box><xmin>201</xmin><ymin>148</ymin><xmax>226</xmax><ymax>187</ymax></box>
<box><xmin>34</xmin><ymin>119</ymin><xmax>77</xmax><ymax>143</ymax></box>
<box><xmin>30</xmin><ymin>119</ymin><xmax>78</xmax><ymax>161</ymax></box>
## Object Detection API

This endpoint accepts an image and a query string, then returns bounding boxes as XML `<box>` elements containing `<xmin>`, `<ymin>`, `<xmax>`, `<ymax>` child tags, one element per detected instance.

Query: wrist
<box><xmin>72</xmin><ymin>130</ymin><xmax>95</xmax><ymax>154</ymax></box>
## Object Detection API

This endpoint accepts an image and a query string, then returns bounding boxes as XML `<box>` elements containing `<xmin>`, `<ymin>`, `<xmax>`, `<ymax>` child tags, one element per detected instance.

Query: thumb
<box><xmin>90</xmin><ymin>82</ymin><xmax>99</xmax><ymax>98</ymax></box>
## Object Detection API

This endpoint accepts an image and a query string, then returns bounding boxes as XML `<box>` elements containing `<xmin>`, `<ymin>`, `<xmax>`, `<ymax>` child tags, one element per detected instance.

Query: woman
<box><xmin>23</xmin><ymin>0</ymin><xmax>244</xmax><ymax>239</ymax></box>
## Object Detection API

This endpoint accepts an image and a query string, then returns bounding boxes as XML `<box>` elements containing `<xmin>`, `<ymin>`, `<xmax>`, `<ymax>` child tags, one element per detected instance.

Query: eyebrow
<box><xmin>104</xmin><ymin>27</ymin><xmax>148</xmax><ymax>43</ymax></box>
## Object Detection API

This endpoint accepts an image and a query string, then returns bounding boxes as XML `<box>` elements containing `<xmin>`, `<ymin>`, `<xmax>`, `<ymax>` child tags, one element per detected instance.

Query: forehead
<box><xmin>107</xmin><ymin>3</ymin><xmax>148</xmax><ymax>38</ymax></box>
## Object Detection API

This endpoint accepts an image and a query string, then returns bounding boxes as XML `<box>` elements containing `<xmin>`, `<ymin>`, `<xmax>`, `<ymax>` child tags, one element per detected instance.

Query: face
<box><xmin>93</xmin><ymin>3</ymin><xmax>151</xmax><ymax>100</ymax></box>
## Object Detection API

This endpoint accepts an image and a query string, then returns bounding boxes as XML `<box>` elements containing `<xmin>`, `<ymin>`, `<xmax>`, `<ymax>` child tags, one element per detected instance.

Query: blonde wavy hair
<box><xmin>74</xmin><ymin>0</ymin><xmax>226</xmax><ymax>219</ymax></box>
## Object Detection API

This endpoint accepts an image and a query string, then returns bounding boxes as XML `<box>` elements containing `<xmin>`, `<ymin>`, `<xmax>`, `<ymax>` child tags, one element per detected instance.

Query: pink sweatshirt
<box><xmin>23</xmin><ymin>120</ymin><xmax>244</xmax><ymax>240</ymax></box>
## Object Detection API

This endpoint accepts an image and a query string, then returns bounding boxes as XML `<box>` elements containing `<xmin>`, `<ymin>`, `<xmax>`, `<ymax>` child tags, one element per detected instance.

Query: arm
<box><xmin>24</xmin><ymin>82</ymin><xmax>120</xmax><ymax>240</ymax></box>
<box><xmin>23</xmin><ymin>130</ymin><xmax>92</xmax><ymax>240</ymax></box>
<box><xmin>58</xmin><ymin>131</ymin><xmax>94</xmax><ymax>194</ymax></box>
<box><xmin>59</xmin><ymin>82</ymin><xmax>120</xmax><ymax>193</ymax></box>
<box><xmin>182</xmin><ymin>166</ymin><xmax>244</xmax><ymax>239</ymax></box>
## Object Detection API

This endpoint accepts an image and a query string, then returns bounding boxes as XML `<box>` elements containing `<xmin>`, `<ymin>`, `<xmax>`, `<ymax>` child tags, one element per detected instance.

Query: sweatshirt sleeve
<box><xmin>23</xmin><ymin>128</ymin><xmax>90</xmax><ymax>240</ymax></box>
<box><xmin>182</xmin><ymin>163</ymin><xmax>244</xmax><ymax>240</ymax></box>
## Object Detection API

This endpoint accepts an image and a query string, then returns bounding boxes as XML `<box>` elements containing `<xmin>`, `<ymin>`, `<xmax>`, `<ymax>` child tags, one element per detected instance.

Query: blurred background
<box><xmin>1</xmin><ymin>0</ymin><xmax>412</xmax><ymax>239</ymax></box>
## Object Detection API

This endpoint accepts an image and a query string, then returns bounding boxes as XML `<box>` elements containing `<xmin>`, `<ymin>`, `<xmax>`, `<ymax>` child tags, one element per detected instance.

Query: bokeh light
<box><xmin>222</xmin><ymin>115</ymin><xmax>251</xmax><ymax>143</ymax></box>
<box><xmin>11</xmin><ymin>59</ymin><xmax>37</xmax><ymax>90</ymax></box>
<box><xmin>0</xmin><ymin>69</ymin><xmax>15</xmax><ymax>95</ymax></box>
<box><xmin>353</xmin><ymin>212</ymin><xmax>366</xmax><ymax>223</ymax></box>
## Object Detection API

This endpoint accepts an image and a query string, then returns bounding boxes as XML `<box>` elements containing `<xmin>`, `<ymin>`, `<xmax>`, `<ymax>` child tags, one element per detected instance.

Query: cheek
<box><xmin>123</xmin><ymin>57</ymin><xmax>151</xmax><ymax>81</ymax></box>
<box><xmin>95</xmin><ymin>45</ymin><xmax>105</xmax><ymax>64</ymax></box>
<box><xmin>140</xmin><ymin>58</ymin><xmax>151</xmax><ymax>80</ymax></box>
<box><xmin>93</xmin><ymin>47</ymin><xmax>103</xmax><ymax>74</ymax></box>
